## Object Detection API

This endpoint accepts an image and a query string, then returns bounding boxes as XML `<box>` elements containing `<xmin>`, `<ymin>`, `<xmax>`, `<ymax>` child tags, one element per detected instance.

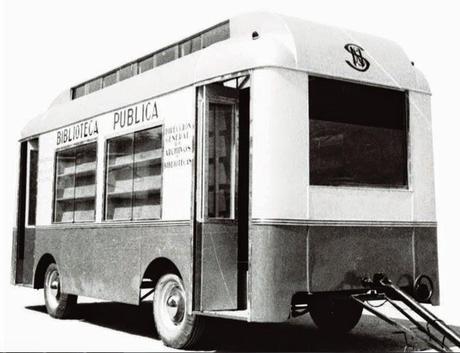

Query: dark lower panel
<box><xmin>249</xmin><ymin>224</ymin><xmax>439</xmax><ymax>322</ymax></box>
<box><xmin>22</xmin><ymin>228</ymin><xmax>36</xmax><ymax>285</ymax></box>
<box><xmin>249</xmin><ymin>225</ymin><xmax>308</xmax><ymax>322</ymax></box>
<box><xmin>32</xmin><ymin>223</ymin><xmax>193</xmax><ymax>306</ymax></box>
<box><xmin>196</xmin><ymin>222</ymin><xmax>238</xmax><ymax>311</ymax></box>
<box><xmin>11</xmin><ymin>227</ymin><xmax>35</xmax><ymax>285</ymax></box>
<box><xmin>308</xmin><ymin>226</ymin><xmax>414</xmax><ymax>292</ymax></box>
<box><xmin>11</xmin><ymin>229</ymin><xmax>18</xmax><ymax>284</ymax></box>
<box><xmin>414</xmin><ymin>227</ymin><xmax>439</xmax><ymax>305</ymax></box>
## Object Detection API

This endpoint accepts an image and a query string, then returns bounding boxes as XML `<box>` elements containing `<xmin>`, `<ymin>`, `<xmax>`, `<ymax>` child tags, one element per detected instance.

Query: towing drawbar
<box><xmin>352</xmin><ymin>273</ymin><xmax>460</xmax><ymax>352</ymax></box>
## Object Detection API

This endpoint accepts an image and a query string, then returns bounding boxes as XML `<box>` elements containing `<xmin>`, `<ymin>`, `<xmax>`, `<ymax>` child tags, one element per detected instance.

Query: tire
<box><xmin>153</xmin><ymin>273</ymin><xmax>205</xmax><ymax>349</ymax></box>
<box><xmin>43</xmin><ymin>263</ymin><xmax>77</xmax><ymax>319</ymax></box>
<box><xmin>310</xmin><ymin>297</ymin><xmax>363</xmax><ymax>334</ymax></box>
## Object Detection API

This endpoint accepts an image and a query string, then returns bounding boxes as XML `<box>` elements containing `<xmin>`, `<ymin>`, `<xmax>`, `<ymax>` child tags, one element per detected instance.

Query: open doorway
<box><xmin>194</xmin><ymin>76</ymin><xmax>250</xmax><ymax>311</ymax></box>
<box><xmin>14</xmin><ymin>138</ymin><xmax>39</xmax><ymax>284</ymax></box>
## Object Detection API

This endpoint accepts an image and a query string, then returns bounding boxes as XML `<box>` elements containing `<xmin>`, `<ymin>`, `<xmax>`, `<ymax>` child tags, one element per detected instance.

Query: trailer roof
<box><xmin>21</xmin><ymin>12</ymin><xmax>430</xmax><ymax>139</ymax></box>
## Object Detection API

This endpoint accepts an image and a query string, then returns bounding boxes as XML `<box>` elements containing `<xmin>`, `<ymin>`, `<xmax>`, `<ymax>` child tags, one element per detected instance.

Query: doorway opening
<box><xmin>194</xmin><ymin>76</ymin><xmax>250</xmax><ymax>311</ymax></box>
<box><xmin>15</xmin><ymin>138</ymin><xmax>39</xmax><ymax>284</ymax></box>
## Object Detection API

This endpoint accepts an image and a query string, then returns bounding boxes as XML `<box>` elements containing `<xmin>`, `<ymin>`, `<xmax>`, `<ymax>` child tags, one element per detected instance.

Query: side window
<box><xmin>309</xmin><ymin>76</ymin><xmax>408</xmax><ymax>188</ymax></box>
<box><xmin>105</xmin><ymin>126</ymin><xmax>163</xmax><ymax>221</ymax></box>
<box><xmin>53</xmin><ymin>142</ymin><xmax>97</xmax><ymax>222</ymax></box>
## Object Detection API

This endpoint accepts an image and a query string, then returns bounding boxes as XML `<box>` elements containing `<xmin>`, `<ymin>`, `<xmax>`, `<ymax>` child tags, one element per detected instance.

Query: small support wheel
<box><xmin>310</xmin><ymin>297</ymin><xmax>363</xmax><ymax>334</ymax></box>
<box><xmin>44</xmin><ymin>263</ymin><xmax>77</xmax><ymax>319</ymax></box>
<box><xmin>153</xmin><ymin>273</ymin><xmax>205</xmax><ymax>349</ymax></box>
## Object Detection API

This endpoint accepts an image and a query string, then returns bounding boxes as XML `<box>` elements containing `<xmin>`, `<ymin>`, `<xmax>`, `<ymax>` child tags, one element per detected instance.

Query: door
<box><xmin>14</xmin><ymin>139</ymin><xmax>38</xmax><ymax>285</ymax></box>
<box><xmin>194</xmin><ymin>81</ymin><xmax>249</xmax><ymax>311</ymax></box>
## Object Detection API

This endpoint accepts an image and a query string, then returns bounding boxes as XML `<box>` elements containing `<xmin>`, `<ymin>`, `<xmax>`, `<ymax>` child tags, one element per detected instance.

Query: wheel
<box><xmin>43</xmin><ymin>263</ymin><xmax>77</xmax><ymax>319</ymax></box>
<box><xmin>153</xmin><ymin>273</ymin><xmax>205</xmax><ymax>349</ymax></box>
<box><xmin>310</xmin><ymin>297</ymin><xmax>363</xmax><ymax>334</ymax></box>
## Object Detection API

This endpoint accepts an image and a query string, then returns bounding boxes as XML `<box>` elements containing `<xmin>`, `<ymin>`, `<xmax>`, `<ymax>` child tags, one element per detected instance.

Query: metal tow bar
<box><xmin>351</xmin><ymin>273</ymin><xmax>460</xmax><ymax>352</ymax></box>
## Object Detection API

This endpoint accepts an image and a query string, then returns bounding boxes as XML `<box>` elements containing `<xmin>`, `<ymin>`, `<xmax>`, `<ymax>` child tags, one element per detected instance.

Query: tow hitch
<box><xmin>352</xmin><ymin>273</ymin><xmax>460</xmax><ymax>352</ymax></box>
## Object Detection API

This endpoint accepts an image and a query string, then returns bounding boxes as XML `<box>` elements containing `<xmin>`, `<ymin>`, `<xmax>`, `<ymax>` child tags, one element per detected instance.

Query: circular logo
<box><xmin>344</xmin><ymin>43</ymin><xmax>370</xmax><ymax>72</ymax></box>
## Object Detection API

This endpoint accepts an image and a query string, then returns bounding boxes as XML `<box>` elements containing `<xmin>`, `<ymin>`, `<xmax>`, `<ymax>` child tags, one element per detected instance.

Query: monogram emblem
<box><xmin>344</xmin><ymin>43</ymin><xmax>370</xmax><ymax>72</ymax></box>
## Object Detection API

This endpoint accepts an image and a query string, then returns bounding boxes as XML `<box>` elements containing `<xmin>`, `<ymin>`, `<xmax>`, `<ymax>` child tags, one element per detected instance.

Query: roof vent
<box><xmin>252</xmin><ymin>31</ymin><xmax>259</xmax><ymax>40</ymax></box>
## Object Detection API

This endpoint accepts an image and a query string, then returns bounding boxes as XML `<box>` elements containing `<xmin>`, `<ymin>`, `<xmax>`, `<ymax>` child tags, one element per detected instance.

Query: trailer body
<box><xmin>12</xmin><ymin>12</ymin><xmax>437</xmax><ymax>325</ymax></box>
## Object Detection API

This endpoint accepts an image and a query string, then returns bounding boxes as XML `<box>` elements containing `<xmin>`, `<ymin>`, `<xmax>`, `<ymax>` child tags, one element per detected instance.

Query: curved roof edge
<box><xmin>413</xmin><ymin>66</ymin><xmax>431</xmax><ymax>93</ymax></box>
<box><xmin>22</xmin><ymin>12</ymin><xmax>431</xmax><ymax>139</ymax></box>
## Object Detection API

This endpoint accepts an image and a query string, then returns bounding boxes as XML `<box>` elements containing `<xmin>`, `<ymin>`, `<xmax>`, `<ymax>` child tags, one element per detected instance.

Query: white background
<box><xmin>1</xmin><ymin>0</ymin><xmax>460</xmax><ymax>350</ymax></box>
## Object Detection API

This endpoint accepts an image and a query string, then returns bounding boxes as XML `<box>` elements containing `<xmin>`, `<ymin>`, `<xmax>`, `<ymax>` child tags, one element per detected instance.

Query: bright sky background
<box><xmin>1</xmin><ymin>0</ymin><xmax>460</xmax><ymax>329</ymax></box>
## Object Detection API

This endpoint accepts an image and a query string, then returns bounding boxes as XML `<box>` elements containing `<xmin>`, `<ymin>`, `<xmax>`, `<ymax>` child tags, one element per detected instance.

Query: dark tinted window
<box><xmin>202</xmin><ymin>23</ymin><xmax>230</xmax><ymax>48</ymax></box>
<box><xmin>309</xmin><ymin>76</ymin><xmax>407</xmax><ymax>188</ymax></box>
<box><xmin>87</xmin><ymin>78</ymin><xmax>102</xmax><ymax>93</ymax></box>
<box><xmin>73</xmin><ymin>84</ymin><xmax>85</xmax><ymax>99</ymax></box>
<box><xmin>180</xmin><ymin>36</ymin><xmax>202</xmax><ymax>56</ymax></box>
<box><xmin>139</xmin><ymin>56</ymin><xmax>154</xmax><ymax>73</ymax></box>
<box><xmin>103</xmin><ymin>71</ymin><xmax>118</xmax><ymax>87</ymax></box>
<box><xmin>156</xmin><ymin>46</ymin><xmax>178</xmax><ymax>66</ymax></box>
<box><xmin>119</xmin><ymin>64</ymin><xmax>137</xmax><ymax>81</ymax></box>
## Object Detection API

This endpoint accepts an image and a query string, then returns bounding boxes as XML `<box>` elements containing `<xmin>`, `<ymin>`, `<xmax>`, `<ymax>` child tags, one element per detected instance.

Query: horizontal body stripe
<box><xmin>251</xmin><ymin>218</ymin><xmax>437</xmax><ymax>228</ymax></box>
<box><xmin>28</xmin><ymin>218</ymin><xmax>437</xmax><ymax>230</ymax></box>
<box><xmin>32</xmin><ymin>220</ymin><xmax>192</xmax><ymax>230</ymax></box>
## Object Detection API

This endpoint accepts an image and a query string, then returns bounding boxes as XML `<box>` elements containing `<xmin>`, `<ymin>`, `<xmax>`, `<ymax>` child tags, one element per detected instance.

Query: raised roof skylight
<box><xmin>72</xmin><ymin>21</ymin><xmax>230</xmax><ymax>100</ymax></box>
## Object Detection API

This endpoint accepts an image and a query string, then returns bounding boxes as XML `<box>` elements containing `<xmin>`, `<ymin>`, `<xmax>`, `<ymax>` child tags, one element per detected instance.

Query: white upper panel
<box><xmin>21</xmin><ymin>12</ymin><xmax>429</xmax><ymax>140</ymax></box>
<box><xmin>251</xmin><ymin>68</ymin><xmax>309</xmax><ymax>220</ymax></box>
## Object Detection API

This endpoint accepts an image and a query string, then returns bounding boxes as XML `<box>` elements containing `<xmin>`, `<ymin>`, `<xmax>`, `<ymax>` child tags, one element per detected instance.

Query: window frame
<box><xmin>103</xmin><ymin>125</ymin><xmax>165</xmax><ymax>223</ymax></box>
<box><xmin>205</xmin><ymin>101</ymin><xmax>237</xmax><ymax>220</ymax></box>
<box><xmin>52</xmin><ymin>140</ymin><xmax>98</xmax><ymax>224</ymax></box>
<box><xmin>308</xmin><ymin>75</ymin><xmax>410</xmax><ymax>190</ymax></box>
<box><xmin>198</xmin><ymin>83</ymin><xmax>240</xmax><ymax>222</ymax></box>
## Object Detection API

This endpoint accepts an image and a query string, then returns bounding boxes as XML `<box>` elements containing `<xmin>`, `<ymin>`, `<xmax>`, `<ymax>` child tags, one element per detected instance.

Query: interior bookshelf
<box><xmin>105</xmin><ymin>127</ymin><xmax>163</xmax><ymax>220</ymax></box>
<box><xmin>54</xmin><ymin>143</ymin><xmax>97</xmax><ymax>222</ymax></box>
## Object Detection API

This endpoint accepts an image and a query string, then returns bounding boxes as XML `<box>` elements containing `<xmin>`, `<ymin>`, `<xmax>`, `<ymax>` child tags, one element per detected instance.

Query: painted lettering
<box><xmin>56</xmin><ymin>119</ymin><xmax>99</xmax><ymax>146</ymax></box>
<box><xmin>112</xmin><ymin>100</ymin><xmax>159</xmax><ymax>130</ymax></box>
<box><xmin>163</xmin><ymin>122</ymin><xmax>194</xmax><ymax>169</ymax></box>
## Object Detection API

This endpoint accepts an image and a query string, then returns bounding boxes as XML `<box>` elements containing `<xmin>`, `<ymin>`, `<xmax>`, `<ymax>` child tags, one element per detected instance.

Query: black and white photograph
<box><xmin>1</xmin><ymin>0</ymin><xmax>460</xmax><ymax>351</ymax></box>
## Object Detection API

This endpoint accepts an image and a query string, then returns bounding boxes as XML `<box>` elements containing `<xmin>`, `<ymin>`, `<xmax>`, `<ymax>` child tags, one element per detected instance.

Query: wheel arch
<box><xmin>33</xmin><ymin>253</ymin><xmax>56</xmax><ymax>289</ymax></box>
<box><xmin>141</xmin><ymin>257</ymin><xmax>182</xmax><ymax>290</ymax></box>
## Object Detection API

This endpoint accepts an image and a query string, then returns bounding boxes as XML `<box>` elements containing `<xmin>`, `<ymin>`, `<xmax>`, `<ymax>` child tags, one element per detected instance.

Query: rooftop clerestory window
<box><xmin>71</xmin><ymin>21</ymin><xmax>230</xmax><ymax>100</ymax></box>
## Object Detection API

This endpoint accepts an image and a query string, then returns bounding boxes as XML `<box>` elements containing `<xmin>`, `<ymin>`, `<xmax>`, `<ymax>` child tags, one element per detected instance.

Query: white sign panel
<box><xmin>54</xmin><ymin>98</ymin><xmax>162</xmax><ymax>148</ymax></box>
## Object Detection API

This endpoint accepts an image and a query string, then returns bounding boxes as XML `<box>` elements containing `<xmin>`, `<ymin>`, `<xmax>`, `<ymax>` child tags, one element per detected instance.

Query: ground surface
<box><xmin>3</xmin><ymin>286</ymin><xmax>460</xmax><ymax>352</ymax></box>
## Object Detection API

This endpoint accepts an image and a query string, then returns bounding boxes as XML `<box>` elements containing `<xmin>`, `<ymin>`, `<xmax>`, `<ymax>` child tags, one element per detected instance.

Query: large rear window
<box><xmin>309</xmin><ymin>76</ymin><xmax>408</xmax><ymax>188</ymax></box>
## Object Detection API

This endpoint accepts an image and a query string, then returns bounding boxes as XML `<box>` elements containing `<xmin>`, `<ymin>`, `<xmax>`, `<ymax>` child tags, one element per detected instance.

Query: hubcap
<box><xmin>164</xmin><ymin>284</ymin><xmax>185</xmax><ymax>325</ymax></box>
<box><xmin>46</xmin><ymin>269</ymin><xmax>61</xmax><ymax>309</ymax></box>
<box><xmin>48</xmin><ymin>271</ymin><xmax>60</xmax><ymax>298</ymax></box>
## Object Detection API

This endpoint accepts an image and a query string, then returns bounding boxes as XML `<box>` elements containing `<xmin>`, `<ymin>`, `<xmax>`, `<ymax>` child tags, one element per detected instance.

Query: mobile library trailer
<box><xmin>11</xmin><ymin>12</ymin><xmax>460</xmax><ymax>350</ymax></box>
